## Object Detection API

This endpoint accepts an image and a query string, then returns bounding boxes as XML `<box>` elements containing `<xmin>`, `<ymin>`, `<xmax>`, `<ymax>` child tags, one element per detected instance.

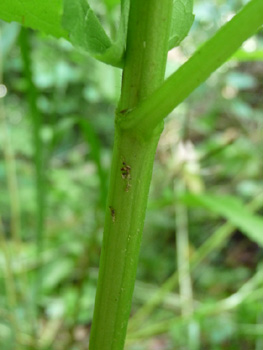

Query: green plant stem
<box><xmin>0</xmin><ymin>85</ymin><xmax>21</xmax><ymax>245</ymax></box>
<box><xmin>89</xmin><ymin>1</ymin><xmax>173</xmax><ymax>349</ymax></box>
<box><xmin>118</xmin><ymin>0</ymin><xmax>263</xmax><ymax>137</ymax></box>
<box><xmin>175</xmin><ymin>182</ymin><xmax>193</xmax><ymax>316</ymax></box>
<box><xmin>175</xmin><ymin>181</ymin><xmax>200</xmax><ymax>350</ymax></box>
<box><xmin>0</xmin><ymin>215</ymin><xmax>19</xmax><ymax>347</ymax></box>
<box><xmin>19</xmin><ymin>28</ymin><xmax>45</xmax><ymax>348</ymax></box>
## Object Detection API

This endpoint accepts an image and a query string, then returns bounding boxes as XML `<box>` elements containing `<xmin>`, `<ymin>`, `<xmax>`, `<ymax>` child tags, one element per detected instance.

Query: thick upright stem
<box><xmin>89</xmin><ymin>1</ymin><xmax>173</xmax><ymax>349</ymax></box>
<box><xmin>119</xmin><ymin>0</ymin><xmax>173</xmax><ymax>108</ymax></box>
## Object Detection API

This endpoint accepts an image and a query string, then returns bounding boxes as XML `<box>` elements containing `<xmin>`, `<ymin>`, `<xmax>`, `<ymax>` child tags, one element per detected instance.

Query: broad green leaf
<box><xmin>104</xmin><ymin>0</ymin><xmax>121</xmax><ymax>11</ymax></box>
<box><xmin>62</xmin><ymin>0</ymin><xmax>112</xmax><ymax>56</ymax></box>
<box><xmin>169</xmin><ymin>0</ymin><xmax>194</xmax><ymax>49</ymax></box>
<box><xmin>105</xmin><ymin>0</ymin><xmax>129</xmax><ymax>65</ymax></box>
<box><xmin>183</xmin><ymin>193</ymin><xmax>263</xmax><ymax>246</ymax></box>
<box><xmin>62</xmin><ymin>0</ymin><xmax>129</xmax><ymax>66</ymax></box>
<box><xmin>44</xmin><ymin>258</ymin><xmax>74</xmax><ymax>291</ymax></box>
<box><xmin>0</xmin><ymin>0</ymin><xmax>66</xmax><ymax>38</ymax></box>
<box><xmin>0</xmin><ymin>0</ymin><xmax>129</xmax><ymax>67</ymax></box>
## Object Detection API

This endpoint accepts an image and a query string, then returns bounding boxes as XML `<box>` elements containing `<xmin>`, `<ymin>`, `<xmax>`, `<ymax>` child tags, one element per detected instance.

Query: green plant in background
<box><xmin>0</xmin><ymin>0</ymin><xmax>263</xmax><ymax>350</ymax></box>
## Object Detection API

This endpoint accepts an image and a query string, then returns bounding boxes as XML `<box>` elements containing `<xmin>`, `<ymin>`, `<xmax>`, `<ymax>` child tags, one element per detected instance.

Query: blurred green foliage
<box><xmin>0</xmin><ymin>0</ymin><xmax>263</xmax><ymax>349</ymax></box>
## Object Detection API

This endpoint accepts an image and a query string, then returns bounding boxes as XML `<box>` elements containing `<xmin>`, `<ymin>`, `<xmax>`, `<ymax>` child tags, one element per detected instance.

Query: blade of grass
<box><xmin>19</xmin><ymin>28</ymin><xmax>46</xmax><ymax>347</ymax></box>
<box><xmin>0</xmin><ymin>36</ymin><xmax>34</xmax><ymax>348</ymax></box>
<box><xmin>175</xmin><ymin>182</ymin><xmax>193</xmax><ymax>316</ymax></box>
<box><xmin>175</xmin><ymin>180</ymin><xmax>200</xmax><ymax>350</ymax></box>
<box><xmin>0</xmin><ymin>66</ymin><xmax>21</xmax><ymax>245</ymax></box>
<box><xmin>129</xmin><ymin>193</ymin><xmax>263</xmax><ymax>330</ymax></box>
<box><xmin>128</xmin><ymin>268</ymin><xmax>263</xmax><ymax>341</ymax></box>
<box><xmin>0</xmin><ymin>214</ymin><xmax>19</xmax><ymax>347</ymax></box>
<box><xmin>79</xmin><ymin>118</ymin><xmax>108</xmax><ymax>208</ymax></box>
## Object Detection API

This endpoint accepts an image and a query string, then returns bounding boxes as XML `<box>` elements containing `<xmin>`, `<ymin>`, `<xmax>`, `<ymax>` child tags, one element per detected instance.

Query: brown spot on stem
<box><xmin>109</xmin><ymin>206</ymin><xmax>116</xmax><ymax>222</ymax></box>
<box><xmin>121</xmin><ymin>162</ymin><xmax>132</xmax><ymax>192</ymax></box>
<box><xmin>121</xmin><ymin>162</ymin><xmax>131</xmax><ymax>180</ymax></box>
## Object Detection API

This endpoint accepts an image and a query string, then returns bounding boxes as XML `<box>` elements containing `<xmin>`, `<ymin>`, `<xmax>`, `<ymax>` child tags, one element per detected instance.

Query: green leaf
<box><xmin>183</xmin><ymin>193</ymin><xmax>263</xmax><ymax>246</ymax></box>
<box><xmin>44</xmin><ymin>258</ymin><xmax>74</xmax><ymax>291</ymax></box>
<box><xmin>0</xmin><ymin>0</ymin><xmax>129</xmax><ymax>67</ymax></box>
<box><xmin>62</xmin><ymin>0</ymin><xmax>129</xmax><ymax>66</ymax></box>
<box><xmin>169</xmin><ymin>0</ymin><xmax>194</xmax><ymax>49</ymax></box>
<box><xmin>0</xmin><ymin>0</ymin><xmax>66</xmax><ymax>38</ymax></box>
<box><xmin>104</xmin><ymin>0</ymin><xmax>121</xmax><ymax>11</ymax></box>
<box><xmin>62</xmin><ymin>0</ymin><xmax>111</xmax><ymax>56</ymax></box>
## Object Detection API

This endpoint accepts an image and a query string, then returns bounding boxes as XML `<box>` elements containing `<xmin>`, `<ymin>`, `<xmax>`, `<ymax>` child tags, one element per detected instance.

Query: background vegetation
<box><xmin>0</xmin><ymin>0</ymin><xmax>263</xmax><ymax>349</ymax></box>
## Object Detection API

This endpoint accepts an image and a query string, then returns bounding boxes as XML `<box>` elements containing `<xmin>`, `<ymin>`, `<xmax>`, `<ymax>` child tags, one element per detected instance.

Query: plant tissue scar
<box><xmin>121</xmin><ymin>162</ymin><xmax>131</xmax><ymax>191</ymax></box>
<box><xmin>109</xmin><ymin>206</ymin><xmax>116</xmax><ymax>222</ymax></box>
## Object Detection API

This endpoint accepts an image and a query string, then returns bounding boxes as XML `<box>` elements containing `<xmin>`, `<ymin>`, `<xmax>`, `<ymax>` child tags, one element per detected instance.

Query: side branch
<box><xmin>117</xmin><ymin>0</ymin><xmax>263</xmax><ymax>138</ymax></box>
